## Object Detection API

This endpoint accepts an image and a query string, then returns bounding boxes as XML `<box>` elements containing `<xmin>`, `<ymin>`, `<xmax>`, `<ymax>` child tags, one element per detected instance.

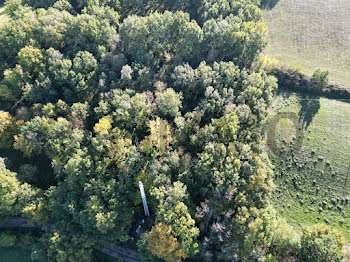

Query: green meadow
<box><xmin>266</xmin><ymin>91</ymin><xmax>350</xmax><ymax>240</ymax></box>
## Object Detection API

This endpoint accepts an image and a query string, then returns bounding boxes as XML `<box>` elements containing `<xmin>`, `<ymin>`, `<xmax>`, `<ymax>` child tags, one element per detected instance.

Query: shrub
<box><xmin>299</xmin><ymin>224</ymin><xmax>344</xmax><ymax>262</ymax></box>
<box><xmin>256</xmin><ymin>56</ymin><xmax>279</xmax><ymax>71</ymax></box>
<box><xmin>269</xmin><ymin>217</ymin><xmax>300</xmax><ymax>260</ymax></box>
<box><xmin>0</xmin><ymin>232</ymin><xmax>16</xmax><ymax>247</ymax></box>
<box><xmin>318</xmin><ymin>156</ymin><xmax>324</xmax><ymax>161</ymax></box>
<box><xmin>312</xmin><ymin>69</ymin><xmax>329</xmax><ymax>90</ymax></box>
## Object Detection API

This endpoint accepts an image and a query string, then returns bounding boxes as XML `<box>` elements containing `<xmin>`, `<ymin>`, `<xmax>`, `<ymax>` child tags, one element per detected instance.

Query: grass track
<box><xmin>263</xmin><ymin>0</ymin><xmax>350</xmax><ymax>86</ymax></box>
<box><xmin>0</xmin><ymin>248</ymin><xmax>32</xmax><ymax>262</ymax></box>
<box><xmin>94</xmin><ymin>251</ymin><xmax>124</xmax><ymax>262</ymax></box>
<box><xmin>266</xmin><ymin>91</ymin><xmax>350</xmax><ymax>240</ymax></box>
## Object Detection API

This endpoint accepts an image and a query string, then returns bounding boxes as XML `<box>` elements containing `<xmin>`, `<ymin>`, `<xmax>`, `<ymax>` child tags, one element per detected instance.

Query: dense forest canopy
<box><xmin>0</xmin><ymin>0</ymin><xmax>345</xmax><ymax>261</ymax></box>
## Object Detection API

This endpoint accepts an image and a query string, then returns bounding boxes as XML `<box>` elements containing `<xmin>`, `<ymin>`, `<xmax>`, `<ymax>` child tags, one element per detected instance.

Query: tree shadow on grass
<box><xmin>298</xmin><ymin>96</ymin><xmax>321</xmax><ymax>128</ymax></box>
<box><xmin>260</xmin><ymin>0</ymin><xmax>280</xmax><ymax>9</ymax></box>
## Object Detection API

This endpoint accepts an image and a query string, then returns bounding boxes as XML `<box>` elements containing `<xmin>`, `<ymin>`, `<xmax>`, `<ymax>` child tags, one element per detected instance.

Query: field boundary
<box><xmin>270</xmin><ymin>65</ymin><xmax>350</xmax><ymax>99</ymax></box>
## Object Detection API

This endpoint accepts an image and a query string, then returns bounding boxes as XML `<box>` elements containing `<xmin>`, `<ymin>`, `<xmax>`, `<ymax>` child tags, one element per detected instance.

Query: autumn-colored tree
<box><xmin>148</xmin><ymin>223</ymin><xmax>186</xmax><ymax>262</ymax></box>
<box><xmin>152</xmin><ymin>182</ymin><xmax>200</xmax><ymax>256</ymax></box>
<box><xmin>141</xmin><ymin>117</ymin><xmax>174</xmax><ymax>157</ymax></box>
<box><xmin>17</xmin><ymin>45</ymin><xmax>46</xmax><ymax>78</ymax></box>
<box><xmin>93</xmin><ymin>115</ymin><xmax>113</xmax><ymax>134</ymax></box>
<box><xmin>0</xmin><ymin>111</ymin><xmax>20</xmax><ymax>149</ymax></box>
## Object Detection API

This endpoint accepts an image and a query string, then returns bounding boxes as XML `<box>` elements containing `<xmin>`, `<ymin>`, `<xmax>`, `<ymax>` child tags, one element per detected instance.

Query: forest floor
<box><xmin>263</xmin><ymin>0</ymin><xmax>350</xmax><ymax>86</ymax></box>
<box><xmin>265</xmin><ymin>90</ymin><xmax>350</xmax><ymax>240</ymax></box>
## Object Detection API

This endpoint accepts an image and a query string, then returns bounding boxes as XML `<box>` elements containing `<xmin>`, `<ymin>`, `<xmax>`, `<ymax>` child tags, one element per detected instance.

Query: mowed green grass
<box><xmin>0</xmin><ymin>248</ymin><xmax>32</xmax><ymax>262</ymax></box>
<box><xmin>263</xmin><ymin>0</ymin><xmax>350</xmax><ymax>86</ymax></box>
<box><xmin>265</xmin><ymin>91</ymin><xmax>350</xmax><ymax>240</ymax></box>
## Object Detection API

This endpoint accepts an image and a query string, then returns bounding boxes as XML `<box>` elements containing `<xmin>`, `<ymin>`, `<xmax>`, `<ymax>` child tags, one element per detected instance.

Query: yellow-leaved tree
<box><xmin>0</xmin><ymin>111</ymin><xmax>20</xmax><ymax>149</ymax></box>
<box><xmin>148</xmin><ymin>222</ymin><xmax>186</xmax><ymax>262</ymax></box>
<box><xmin>141</xmin><ymin>117</ymin><xmax>173</xmax><ymax>157</ymax></box>
<box><xmin>93</xmin><ymin>116</ymin><xmax>113</xmax><ymax>134</ymax></box>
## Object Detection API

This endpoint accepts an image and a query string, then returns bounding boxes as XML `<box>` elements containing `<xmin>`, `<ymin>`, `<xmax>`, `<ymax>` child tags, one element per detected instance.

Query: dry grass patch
<box><xmin>263</xmin><ymin>0</ymin><xmax>350</xmax><ymax>86</ymax></box>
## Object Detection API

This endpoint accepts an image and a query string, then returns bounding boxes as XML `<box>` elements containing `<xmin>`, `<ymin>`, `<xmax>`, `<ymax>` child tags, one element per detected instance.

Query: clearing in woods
<box><xmin>265</xmin><ymin>91</ymin><xmax>350</xmax><ymax>240</ymax></box>
<box><xmin>263</xmin><ymin>0</ymin><xmax>350</xmax><ymax>86</ymax></box>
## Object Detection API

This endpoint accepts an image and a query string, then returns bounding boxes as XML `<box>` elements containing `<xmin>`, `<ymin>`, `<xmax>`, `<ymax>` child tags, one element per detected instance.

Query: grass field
<box><xmin>263</xmin><ymin>0</ymin><xmax>350</xmax><ymax>86</ymax></box>
<box><xmin>265</xmin><ymin>91</ymin><xmax>350</xmax><ymax>240</ymax></box>
<box><xmin>0</xmin><ymin>248</ymin><xmax>32</xmax><ymax>262</ymax></box>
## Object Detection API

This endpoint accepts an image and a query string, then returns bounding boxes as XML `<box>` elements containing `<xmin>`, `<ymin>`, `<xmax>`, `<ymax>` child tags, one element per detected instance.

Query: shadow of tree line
<box><xmin>298</xmin><ymin>96</ymin><xmax>320</xmax><ymax>128</ymax></box>
<box><xmin>274</xmin><ymin>90</ymin><xmax>321</xmax><ymax>129</ymax></box>
<box><xmin>260</xmin><ymin>0</ymin><xmax>280</xmax><ymax>9</ymax></box>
